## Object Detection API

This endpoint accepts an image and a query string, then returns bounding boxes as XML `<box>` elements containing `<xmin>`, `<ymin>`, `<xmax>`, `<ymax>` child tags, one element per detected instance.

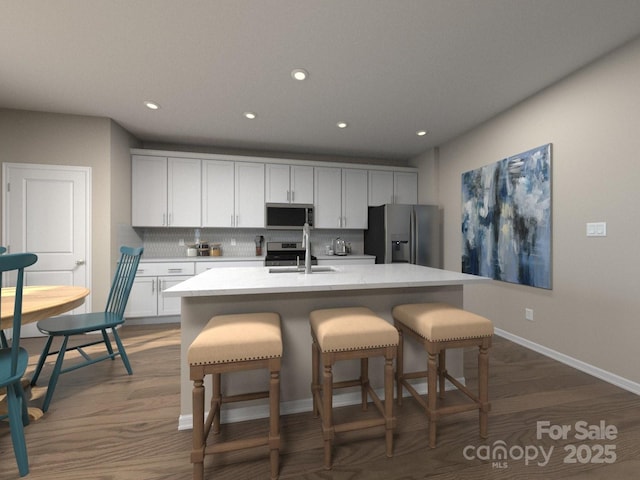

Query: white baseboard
<box><xmin>127</xmin><ymin>315</ymin><xmax>180</xmax><ymax>326</ymax></box>
<box><xmin>495</xmin><ymin>328</ymin><xmax>640</xmax><ymax>396</ymax></box>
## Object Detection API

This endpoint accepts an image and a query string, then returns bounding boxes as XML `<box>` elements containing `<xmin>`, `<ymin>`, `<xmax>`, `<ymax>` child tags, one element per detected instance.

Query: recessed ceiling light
<box><xmin>243</xmin><ymin>112</ymin><xmax>257</xmax><ymax>119</ymax></box>
<box><xmin>291</xmin><ymin>68</ymin><xmax>309</xmax><ymax>81</ymax></box>
<box><xmin>337</xmin><ymin>122</ymin><xmax>348</xmax><ymax>129</ymax></box>
<box><xmin>144</xmin><ymin>101</ymin><xmax>160</xmax><ymax>110</ymax></box>
<box><xmin>416</xmin><ymin>130</ymin><xmax>428</xmax><ymax>136</ymax></box>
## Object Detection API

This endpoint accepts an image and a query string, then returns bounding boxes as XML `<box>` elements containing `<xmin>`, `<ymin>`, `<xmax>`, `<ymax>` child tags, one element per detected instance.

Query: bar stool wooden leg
<box><xmin>311</xmin><ymin>340</ymin><xmax>320</xmax><ymax>417</ymax></box>
<box><xmin>322</xmin><ymin>361</ymin><xmax>334</xmax><ymax>470</ymax></box>
<box><xmin>192</xmin><ymin>378</ymin><xmax>205</xmax><ymax>480</ymax></box>
<box><xmin>479</xmin><ymin>341</ymin><xmax>490</xmax><ymax>439</ymax></box>
<box><xmin>438</xmin><ymin>350</ymin><xmax>446</xmax><ymax>399</ymax></box>
<box><xmin>384</xmin><ymin>352</ymin><xmax>394</xmax><ymax>457</ymax></box>
<box><xmin>269</xmin><ymin>365</ymin><xmax>280</xmax><ymax>480</ymax></box>
<box><xmin>361</xmin><ymin>358</ymin><xmax>369</xmax><ymax>411</ymax></box>
<box><xmin>396</xmin><ymin>327</ymin><xmax>404</xmax><ymax>406</ymax></box>
<box><xmin>427</xmin><ymin>350</ymin><xmax>438</xmax><ymax>449</ymax></box>
<box><xmin>212</xmin><ymin>372</ymin><xmax>221</xmax><ymax>434</ymax></box>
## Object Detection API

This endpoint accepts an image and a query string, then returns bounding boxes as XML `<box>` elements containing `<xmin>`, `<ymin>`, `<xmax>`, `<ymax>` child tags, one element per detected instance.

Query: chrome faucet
<box><xmin>301</xmin><ymin>222</ymin><xmax>312</xmax><ymax>274</ymax></box>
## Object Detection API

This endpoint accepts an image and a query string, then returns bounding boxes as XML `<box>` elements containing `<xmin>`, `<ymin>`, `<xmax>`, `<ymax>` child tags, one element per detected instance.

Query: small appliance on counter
<box><xmin>186</xmin><ymin>241</ymin><xmax>219</xmax><ymax>257</ymax></box>
<box><xmin>197</xmin><ymin>242</ymin><xmax>210</xmax><ymax>256</ymax></box>
<box><xmin>264</xmin><ymin>242</ymin><xmax>317</xmax><ymax>266</ymax></box>
<box><xmin>333</xmin><ymin>237</ymin><xmax>347</xmax><ymax>256</ymax></box>
<box><xmin>255</xmin><ymin>235</ymin><xmax>264</xmax><ymax>256</ymax></box>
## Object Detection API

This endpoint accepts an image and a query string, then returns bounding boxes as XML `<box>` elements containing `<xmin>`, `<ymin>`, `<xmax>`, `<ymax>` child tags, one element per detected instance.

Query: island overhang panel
<box><xmin>163</xmin><ymin>263</ymin><xmax>489</xmax><ymax>429</ymax></box>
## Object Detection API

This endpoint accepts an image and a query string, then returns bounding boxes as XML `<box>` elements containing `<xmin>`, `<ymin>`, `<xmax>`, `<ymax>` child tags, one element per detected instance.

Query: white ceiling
<box><xmin>3</xmin><ymin>1</ymin><xmax>640</xmax><ymax>161</ymax></box>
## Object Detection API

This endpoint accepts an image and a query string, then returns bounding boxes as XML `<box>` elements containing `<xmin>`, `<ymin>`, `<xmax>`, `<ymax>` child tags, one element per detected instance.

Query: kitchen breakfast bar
<box><xmin>163</xmin><ymin>263</ymin><xmax>489</xmax><ymax>429</ymax></box>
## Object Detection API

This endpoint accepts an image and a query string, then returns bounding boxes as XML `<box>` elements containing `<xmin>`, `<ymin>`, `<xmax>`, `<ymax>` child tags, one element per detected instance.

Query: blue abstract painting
<box><xmin>461</xmin><ymin>144</ymin><xmax>552</xmax><ymax>289</ymax></box>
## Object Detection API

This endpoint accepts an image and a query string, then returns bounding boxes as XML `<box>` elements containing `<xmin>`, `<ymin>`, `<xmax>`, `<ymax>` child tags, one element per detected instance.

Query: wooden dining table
<box><xmin>1</xmin><ymin>285</ymin><xmax>90</xmax><ymax>420</ymax></box>
<box><xmin>1</xmin><ymin>285</ymin><xmax>90</xmax><ymax>330</ymax></box>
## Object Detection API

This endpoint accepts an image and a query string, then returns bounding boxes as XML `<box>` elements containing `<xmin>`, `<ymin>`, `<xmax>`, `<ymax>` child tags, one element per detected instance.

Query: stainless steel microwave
<box><xmin>265</xmin><ymin>203</ymin><xmax>314</xmax><ymax>229</ymax></box>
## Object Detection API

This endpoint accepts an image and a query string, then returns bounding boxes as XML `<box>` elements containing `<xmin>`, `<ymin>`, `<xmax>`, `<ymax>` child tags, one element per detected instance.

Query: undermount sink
<box><xmin>268</xmin><ymin>266</ymin><xmax>337</xmax><ymax>274</ymax></box>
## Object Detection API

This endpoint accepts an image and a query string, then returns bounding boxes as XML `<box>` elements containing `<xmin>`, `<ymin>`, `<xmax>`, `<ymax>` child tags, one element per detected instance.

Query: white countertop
<box><xmin>141</xmin><ymin>254</ymin><xmax>374</xmax><ymax>263</ymax></box>
<box><xmin>163</xmin><ymin>263</ymin><xmax>489</xmax><ymax>297</ymax></box>
<box><xmin>140</xmin><ymin>256</ymin><xmax>265</xmax><ymax>263</ymax></box>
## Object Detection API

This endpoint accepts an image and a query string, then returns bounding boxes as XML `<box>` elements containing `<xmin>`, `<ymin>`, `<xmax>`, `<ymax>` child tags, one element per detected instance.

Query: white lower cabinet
<box><xmin>126</xmin><ymin>260</ymin><xmax>266</xmax><ymax>318</ymax></box>
<box><xmin>126</xmin><ymin>262</ymin><xmax>195</xmax><ymax>318</ymax></box>
<box><xmin>157</xmin><ymin>276</ymin><xmax>191</xmax><ymax>315</ymax></box>
<box><xmin>126</xmin><ymin>276</ymin><xmax>158</xmax><ymax>317</ymax></box>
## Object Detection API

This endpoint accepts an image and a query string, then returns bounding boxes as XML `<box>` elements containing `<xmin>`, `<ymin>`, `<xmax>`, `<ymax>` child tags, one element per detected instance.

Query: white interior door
<box><xmin>2</xmin><ymin>163</ymin><xmax>91</xmax><ymax>334</ymax></box>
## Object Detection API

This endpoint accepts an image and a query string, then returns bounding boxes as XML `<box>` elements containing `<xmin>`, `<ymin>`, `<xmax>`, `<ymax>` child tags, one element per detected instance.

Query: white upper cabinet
<box><xmin>167</xmin><ymin>158</ymin><xmax>201</xmax><ymax>226</ymax></box>
<box><xmin>290</xmin><ymin>165</ymin><xmax>314</xmax><ymax>204</ymax></box>
<box><xmin>202</xmin><ymin>160</ymin><xmax>235</xmax><ymax>227</ymax></box>
<box><xmin>314</xmin><ymin>167</ymin><xmax>368</xmax><ymax>229</ymax></box>
<box><xmin>393</xmin><ymin>171</ymin><xmax>418</xmax><ymax>204</ymax></box>
<box><xmin>368</xmin><ymin>170</ymin><xmax>394</xmax><ymax>206</ymax></box>
<box><xmin>341</xmin><ymin>168</ymin><xmax>368</xmax><ymax>229</ymax></box>
<box><xmin>132</xmin><ymin>155</ymin><xmax>166</xmax><ymax>227</ymax></box>
<box><xmin>132</xmin><ymin>155</ymin><xmax>201</xmax><ymax>227</ymax></box>
<box><xmin>202</xmin><ymin>160</ymin><xmax>264</xmax><ymax>227</ymax></box>
<box><xmin>234</xmin><ymin>162</ymin><xmax>265</xmax><ymax>227</ymax></box>
<box><xmin>132</xmin><ymin>149</ymin><xmax>416</xmax><ymax>230</ymax></box>
<box><xmin>368</xmin><ymin>170</ymin><xmax>418</xmax><ymax>205</ymax></box>
<box><xmin>314</xmin><ymin>167</ymin><xmax>342</xmax><ymax>228</ymax></box>
<box><xmin>265</xmin><ymin>164</ymin><xmax>314</xmax><ymax>204</ymax></box>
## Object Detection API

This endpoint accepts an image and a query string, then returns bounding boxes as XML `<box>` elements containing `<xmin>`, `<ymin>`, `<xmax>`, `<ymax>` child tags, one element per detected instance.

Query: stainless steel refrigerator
<box><xmin>364</xmin><ymin>204</ymin><xmax>441</xmax><ymax>268</ymax></box>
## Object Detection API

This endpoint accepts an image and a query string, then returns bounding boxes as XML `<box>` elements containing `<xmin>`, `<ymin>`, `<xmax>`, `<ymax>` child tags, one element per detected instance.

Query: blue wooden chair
<box><xmin>30</xmin><ymin>246</ymin><xmax>143</xmax><ymax>412</ymax></box>
<box><xmin>0</xmin><ymin>246</ymin><xmax>8</xmax><ymax>348</ymax></box>
<box><xmin>0</xmin><ymin>252</ymin><xmax>38</xmax><ymax>477</ymax></box>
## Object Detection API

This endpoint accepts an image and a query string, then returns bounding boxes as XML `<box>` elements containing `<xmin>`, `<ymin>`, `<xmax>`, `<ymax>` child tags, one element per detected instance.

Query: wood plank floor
<box><xmin>2</xmin><ymin>324</ymin><xmax>640</xmax><ymax>479</ymax></box>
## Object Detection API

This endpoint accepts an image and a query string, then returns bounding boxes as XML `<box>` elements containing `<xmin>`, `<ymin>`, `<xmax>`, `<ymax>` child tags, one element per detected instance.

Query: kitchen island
<box><xmin>163</xmin><ymin>263</ymin><xmax>489</xmax><ymax>429</ymax></box>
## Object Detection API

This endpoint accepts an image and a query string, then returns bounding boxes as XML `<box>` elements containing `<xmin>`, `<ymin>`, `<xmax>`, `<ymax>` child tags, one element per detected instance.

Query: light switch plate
<box><xmin>586</xmin><ymin>222</ymin><xmax>607</xmax><ymax>237</ymax></box>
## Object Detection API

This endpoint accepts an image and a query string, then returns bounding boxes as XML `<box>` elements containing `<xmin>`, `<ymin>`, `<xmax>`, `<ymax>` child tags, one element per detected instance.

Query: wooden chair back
<box><xmin>0</xmin><ymin>253</ymin><xmax>38</xmax><ymax>376</ymax></box>
<box><xmin>104</xmin><ymin>246</ymin><xmax>143</xmax><ymax>317</ymax></box>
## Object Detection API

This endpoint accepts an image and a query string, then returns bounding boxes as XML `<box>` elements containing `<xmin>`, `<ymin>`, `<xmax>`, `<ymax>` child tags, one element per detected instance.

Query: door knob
<box><xmin>75</xmin><ymin>260</ymin><xmax>85</xmax><ymax>265</ymax></box>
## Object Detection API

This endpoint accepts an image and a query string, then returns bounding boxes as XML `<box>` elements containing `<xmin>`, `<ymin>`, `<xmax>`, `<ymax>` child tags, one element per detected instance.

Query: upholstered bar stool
<box><xmin>188</xmin><ymin>312</ymin><xmax>282</xmax><ymax>480</ymax></box>
<box><xmin>392</xmin><ymin>303</ymin><xmax>493</xmax><ymax>448</ymax></box>
<box><xmin>309</xmin><ymin>307</ymin><xmax>399</xmax><ymax>470</ymax></box>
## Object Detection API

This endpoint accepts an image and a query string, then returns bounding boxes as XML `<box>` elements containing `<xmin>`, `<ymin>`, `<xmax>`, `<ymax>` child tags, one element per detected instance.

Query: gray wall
<box><xmin>413</xmin><ymin>36</ymin><xmax>640</xmax><ymax>385</ymax></box>
<box><xmin>0</xmin><ymin>109</ymin><xmax>140</xmax><ymax>307</ymax></box>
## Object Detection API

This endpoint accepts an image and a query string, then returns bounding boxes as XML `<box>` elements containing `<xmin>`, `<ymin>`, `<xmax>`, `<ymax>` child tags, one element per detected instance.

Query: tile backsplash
<box><xmin>136</xmin><ymin>227</ymin><xmax>364</xmax><ymax>258</ymax></box>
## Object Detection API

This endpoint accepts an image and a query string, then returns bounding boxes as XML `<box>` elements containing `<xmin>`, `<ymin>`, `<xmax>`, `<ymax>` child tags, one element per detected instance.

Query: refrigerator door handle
<box><xmin>410</xmin><ymin>208</ymin><xmax>416</xmax><ymax>264</ymax></box>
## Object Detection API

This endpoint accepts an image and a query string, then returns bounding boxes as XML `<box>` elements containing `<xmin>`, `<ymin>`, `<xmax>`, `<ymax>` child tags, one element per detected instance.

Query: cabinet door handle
<box><xmin>151</xmin><ymin>278</ymin><xmax>155</xmax><ymax>294</ymax></box>
<box><xmin>291</xmin><ymin>191</ymin><xmax>295</xmax><ymax>202</ymax></box>
<box><xmin>168</xmin><ymin>213</ymin><xmax>172</xmax><ymax>226</ymax></box>
<box><xmin>167</xmin><ymin>268</ymin><xmax>183</xmax><ymax>273</ymax></box>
